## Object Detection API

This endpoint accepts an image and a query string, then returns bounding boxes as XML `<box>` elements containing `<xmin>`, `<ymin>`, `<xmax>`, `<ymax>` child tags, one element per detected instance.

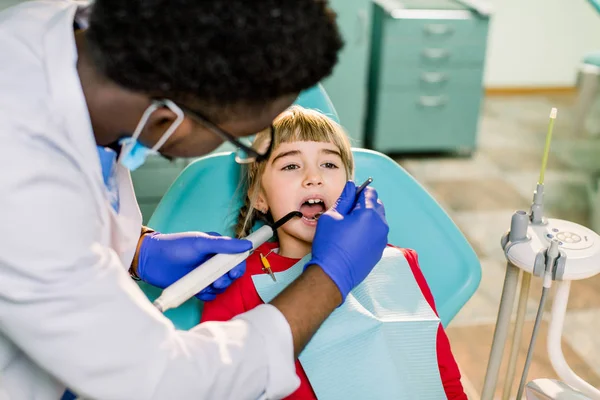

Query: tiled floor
<box><xmin>395</xmin><ymin>93</ymin><xmax>600</xmax><ymax>399</ymax></box>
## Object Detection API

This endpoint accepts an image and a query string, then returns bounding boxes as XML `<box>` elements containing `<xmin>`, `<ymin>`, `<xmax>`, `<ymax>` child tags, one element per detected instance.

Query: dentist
<box><xmin>0</xmin><ymin>1</ymin><xmax>389</xmax><ymax>399</ymax></box>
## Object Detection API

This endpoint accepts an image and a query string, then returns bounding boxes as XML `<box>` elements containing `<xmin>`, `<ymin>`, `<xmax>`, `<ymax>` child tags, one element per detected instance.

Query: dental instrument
<box><xmin>153</xmin><ymin>211</ymin><xmax>302</xmax><ymax>312</ymax></box>
<box><xmin>481</xmin><ymin>108</ymin><xmax>600</xmax><ymax>400</ymax></box>
<box><xmin>501</xmin><ymin>109</ymin><xmax>558</xmax><ymax>399</ymax></box>
<box><xmin>356</xmin><ymin>177</ymin><xmax>373</xmax><ymax>199</ymax></box>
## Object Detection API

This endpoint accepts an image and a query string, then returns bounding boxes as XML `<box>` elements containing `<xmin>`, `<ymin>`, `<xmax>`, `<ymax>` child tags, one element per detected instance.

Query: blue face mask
<box><xmin>119</xmin><ymin>99</ymin><xmax>184</xmax><ymax>171</ymax></box>
<box><xmin>118</xmin><ymin>137</ymin><xmax>155</xmax><ymax>171</ymax></box>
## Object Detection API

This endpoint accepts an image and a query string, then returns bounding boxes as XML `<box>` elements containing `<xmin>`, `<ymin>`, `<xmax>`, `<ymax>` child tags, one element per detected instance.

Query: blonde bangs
<box><xmin>272</xmin><ymin>106</ymin><xmax>354</xmax><ymax>178</ymax></box>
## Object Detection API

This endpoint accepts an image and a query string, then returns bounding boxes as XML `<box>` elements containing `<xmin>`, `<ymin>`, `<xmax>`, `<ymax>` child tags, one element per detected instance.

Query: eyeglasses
<box><xmin>177</xmin><ymin>104</ymin><xmax>274</xmax><ymax>164</ymax></box>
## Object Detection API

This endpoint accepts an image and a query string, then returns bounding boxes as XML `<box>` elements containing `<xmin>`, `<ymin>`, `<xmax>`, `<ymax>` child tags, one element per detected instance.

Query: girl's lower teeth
<box><xmin>302</xmin><ymin>212</ymin><xmax>324</xmax><ymax>222</ymax></box>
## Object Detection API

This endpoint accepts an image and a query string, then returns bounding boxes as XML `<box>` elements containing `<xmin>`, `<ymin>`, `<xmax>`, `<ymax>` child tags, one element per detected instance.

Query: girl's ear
<box><xmin>252</xmin><ymin>188</ymin><xmax>269</xmax><ymax>214</ymax></box>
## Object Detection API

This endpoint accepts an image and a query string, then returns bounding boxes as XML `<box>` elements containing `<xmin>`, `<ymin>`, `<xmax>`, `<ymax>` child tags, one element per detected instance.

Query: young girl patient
<box><xmin>201</xmin><ymin>106</ymin><xmax>467</xmax><ymax>400</ymax></box>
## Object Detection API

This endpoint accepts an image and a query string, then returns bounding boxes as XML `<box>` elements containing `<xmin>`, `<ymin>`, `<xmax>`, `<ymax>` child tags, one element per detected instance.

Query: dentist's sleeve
<box><xmin>0</xmin><ymin>130</ymin><xmax>300</xmax><ymax>399</ymax></box>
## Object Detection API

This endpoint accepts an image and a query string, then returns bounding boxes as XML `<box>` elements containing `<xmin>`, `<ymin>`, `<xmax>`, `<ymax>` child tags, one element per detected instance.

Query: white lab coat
<box><xmin>0</xmin><ymin>1</ymin><xmax>299</xmax><ymax>399</ymax></box>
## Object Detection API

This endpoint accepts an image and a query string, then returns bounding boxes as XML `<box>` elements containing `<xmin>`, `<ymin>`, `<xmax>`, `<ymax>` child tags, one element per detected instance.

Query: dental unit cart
<box><xmin>365</xmin><ymin>0</ymin><xmax>491</xmax><ymax>155</ymax></box>
<box><xmin>481</xmin><ymin>109</ymin><xmax>600</xmax><ymax>400</ymax></box>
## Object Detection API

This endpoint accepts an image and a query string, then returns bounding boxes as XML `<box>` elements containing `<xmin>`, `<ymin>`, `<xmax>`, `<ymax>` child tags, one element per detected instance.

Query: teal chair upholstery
<box><xmin>293</xmin><ymin>84</ymin><xmax>339</xmax><ymax>123</ymax></box>
<box><xmin>139</xmin><ymin>85</ymin><xmax>481</xmax><ymax>329</ymax></box>
<box><xmin>583</xmin><ymin>51</ymin><xmax>600</xmax><ymax>66</ymax></box>
<box><xmin>588</xmin><ymin>0</ymin><xmax>600</xmax><ymax>13</ymax></box>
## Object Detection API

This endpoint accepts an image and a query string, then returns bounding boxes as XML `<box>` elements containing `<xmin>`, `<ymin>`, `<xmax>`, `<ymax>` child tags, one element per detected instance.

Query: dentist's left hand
<box><xmin>132</xmin><ymin>231</ymin><xmax>252</xmax><ymax>301</ymax></box>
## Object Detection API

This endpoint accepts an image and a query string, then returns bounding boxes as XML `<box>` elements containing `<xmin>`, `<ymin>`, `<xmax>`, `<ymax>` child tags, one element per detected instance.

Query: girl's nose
<box><xmin>303</xmin><ymin>169</ymin><xmax>323</xmax><ymax>187</ymax></box>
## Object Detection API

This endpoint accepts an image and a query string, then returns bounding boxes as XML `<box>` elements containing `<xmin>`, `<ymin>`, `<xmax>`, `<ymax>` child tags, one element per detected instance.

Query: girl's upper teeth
<box><xmin>307</xmin><ymin>199</ymin><xmax>322</xmax><ymax>204</ymax></box>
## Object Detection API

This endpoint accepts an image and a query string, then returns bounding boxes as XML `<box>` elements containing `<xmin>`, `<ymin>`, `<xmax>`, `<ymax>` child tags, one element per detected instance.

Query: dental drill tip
<box><xmin>550</xmin><ymin>107</ymin><xmax>557</xmax><ymax>119</ymax></box>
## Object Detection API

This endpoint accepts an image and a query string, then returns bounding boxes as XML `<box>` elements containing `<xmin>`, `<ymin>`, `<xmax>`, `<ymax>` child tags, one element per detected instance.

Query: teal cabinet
<box><xmin>130</xmin><ymin>156</ymin><xmax>190</xmax><ymax>224</ymax></box>
<box><xmin>366</xmin><ymin>0</ymin><xmax>490</xmax><ymax>154</ymax></box>
<box><xmin>322</xmin><ymin>0</ymin><xmax>373</xmax><ymax>147</ymax></box>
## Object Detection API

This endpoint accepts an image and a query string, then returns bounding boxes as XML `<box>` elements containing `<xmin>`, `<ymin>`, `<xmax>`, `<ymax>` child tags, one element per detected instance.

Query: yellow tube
<box><xmin>539</xmin><ymin>108</ymin><xmax>557</xmax><ymax>185</ymax></box>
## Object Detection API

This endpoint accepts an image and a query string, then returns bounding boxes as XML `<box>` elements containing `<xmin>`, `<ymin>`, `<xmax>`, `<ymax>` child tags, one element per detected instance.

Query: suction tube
<box><xmin>154</xmin><ymin>211</ymin><xmax>302</xmax><ymax>313</ymax></box>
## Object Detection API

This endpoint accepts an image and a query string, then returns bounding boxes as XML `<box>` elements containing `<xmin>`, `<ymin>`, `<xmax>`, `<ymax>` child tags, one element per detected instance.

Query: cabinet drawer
<box><xmin>383</xmin><ymin>15</ymin><xmax>488</xmax><ymax>46</ymax></box>
<box><xmin>380</xmin><ymin>38</ymin><xmax>487</xmax><ymax>67</ymax></box>
<box><xmin>379</xmin><ymin>66</ymin><xmax>484</xmax><ymax>91</ymax></box>
<box><xmin>372</xmin><ymin>89</ymin><xmax>483</xmax><ymax>152</ymax></box>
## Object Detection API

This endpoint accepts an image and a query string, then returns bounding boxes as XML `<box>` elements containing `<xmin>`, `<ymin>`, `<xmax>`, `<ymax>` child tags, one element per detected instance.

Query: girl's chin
<box><xmin>278</xmin><ymin>219</ymin><xmax>317</xmax><ymax>244</ymax></box>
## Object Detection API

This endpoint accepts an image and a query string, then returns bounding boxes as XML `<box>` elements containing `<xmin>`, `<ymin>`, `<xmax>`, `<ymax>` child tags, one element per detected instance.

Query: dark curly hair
<box><xmin>86</xmin><ymin>0</ymin><xmax>343</xmax><ymax>119</ymax></box>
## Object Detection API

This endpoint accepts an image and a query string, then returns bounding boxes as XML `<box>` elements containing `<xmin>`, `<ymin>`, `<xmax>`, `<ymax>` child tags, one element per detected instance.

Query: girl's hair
<box><xmin>234</xmin><ymin>105</ymin><xmax>354</xmax><ymax>238</ymax></box>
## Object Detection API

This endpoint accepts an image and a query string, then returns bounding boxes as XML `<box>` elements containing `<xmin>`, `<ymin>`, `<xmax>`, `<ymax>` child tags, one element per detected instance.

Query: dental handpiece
<box><xmin>153</xmin><ymin>211</ymin><xmax>302</xmax><ymax>313</ymax></box>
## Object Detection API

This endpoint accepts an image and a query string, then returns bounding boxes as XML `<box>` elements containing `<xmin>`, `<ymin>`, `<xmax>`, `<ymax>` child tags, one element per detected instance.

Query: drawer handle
<box><xmin>420</xmin><ymin>72</ymin><xmax>448</xmax><ymax>84</ymax></box>
<box><xmin>422</xmin><ymin>48</ymin><xmax>451</xmax><ymax>60</ymax></box>
<box><xmin>418</xmin><ymin>95</ymin><xmax>448</xmax><ymax>108</ymax></box>
<box><xmin>424</xmin><ymin>24</ymin><xmax>454</xmax><ymax>36</ymax></box>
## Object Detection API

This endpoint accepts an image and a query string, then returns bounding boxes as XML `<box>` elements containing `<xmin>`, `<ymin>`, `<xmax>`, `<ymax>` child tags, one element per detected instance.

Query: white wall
<box><xmin>484</xmin><ymin>0</ymin><xmax>600</xmax><ymax>87</ymax></box>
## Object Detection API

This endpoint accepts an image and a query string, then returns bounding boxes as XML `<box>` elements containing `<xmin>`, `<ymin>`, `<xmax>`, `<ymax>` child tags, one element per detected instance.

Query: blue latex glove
<box><xmin>136</xmin><ymin>231</ymin><xmax>252</xmax><ymax>301</ymax></box>
<box><xmin>308</xmin><ymin>181</ymin><xmax>389</xmax><ymax>302</ymax></box>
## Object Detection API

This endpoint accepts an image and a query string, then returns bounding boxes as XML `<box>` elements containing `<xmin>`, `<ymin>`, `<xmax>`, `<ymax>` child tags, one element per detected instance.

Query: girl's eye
<box><xmin>322</xmin><ymin>162</ymin><xmax>339</xmax><ymax>169</ymax></box>
<box><xmin>282</xmin><ymin>164</ymin><xmax>300</xmax><ymax>171</ymax></box>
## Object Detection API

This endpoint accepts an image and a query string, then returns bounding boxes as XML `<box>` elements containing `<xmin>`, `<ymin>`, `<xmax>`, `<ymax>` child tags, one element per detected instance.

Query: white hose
<box><xmin>154</xmin><ymin>225</ymin><xmax>274</xmax><ymax>312</ymax></box>
<box><xmin>548</xmin><ymin>281</ymin><xmax>600</xmax><ymax>399</ymax></box>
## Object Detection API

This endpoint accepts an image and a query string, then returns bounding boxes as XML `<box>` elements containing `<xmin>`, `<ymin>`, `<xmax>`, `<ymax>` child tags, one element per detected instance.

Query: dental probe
<box><xmin>154</xmin><ymin>211</ymin><xmax>302</xmax><ymax>312</ymax></box>
<box><xmin>356</xmin><ymin>177</ymin><xmax>373</xmax><ymax>199</ymax></box>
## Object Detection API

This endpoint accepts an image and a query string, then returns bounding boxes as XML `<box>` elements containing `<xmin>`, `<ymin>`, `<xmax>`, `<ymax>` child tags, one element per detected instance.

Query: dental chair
<box><xmin>138</xmin><ymin>84</ymin><xmax>482</xmax><ymax>330</ymax></box>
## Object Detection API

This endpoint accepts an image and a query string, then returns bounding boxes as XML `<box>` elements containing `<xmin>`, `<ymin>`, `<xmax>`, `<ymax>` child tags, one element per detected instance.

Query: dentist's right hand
<box><xmin>307</xmin><ymin>181</ymin><xmax>389</xmax><ymax>302</ymax></box>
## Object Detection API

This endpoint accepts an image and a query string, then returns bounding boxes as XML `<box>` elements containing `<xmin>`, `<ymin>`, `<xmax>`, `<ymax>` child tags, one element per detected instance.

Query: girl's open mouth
<box><xmin>298</xmin><ymin>196</ymin><xmax>327</xmax><ymax>223</ymax></box>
